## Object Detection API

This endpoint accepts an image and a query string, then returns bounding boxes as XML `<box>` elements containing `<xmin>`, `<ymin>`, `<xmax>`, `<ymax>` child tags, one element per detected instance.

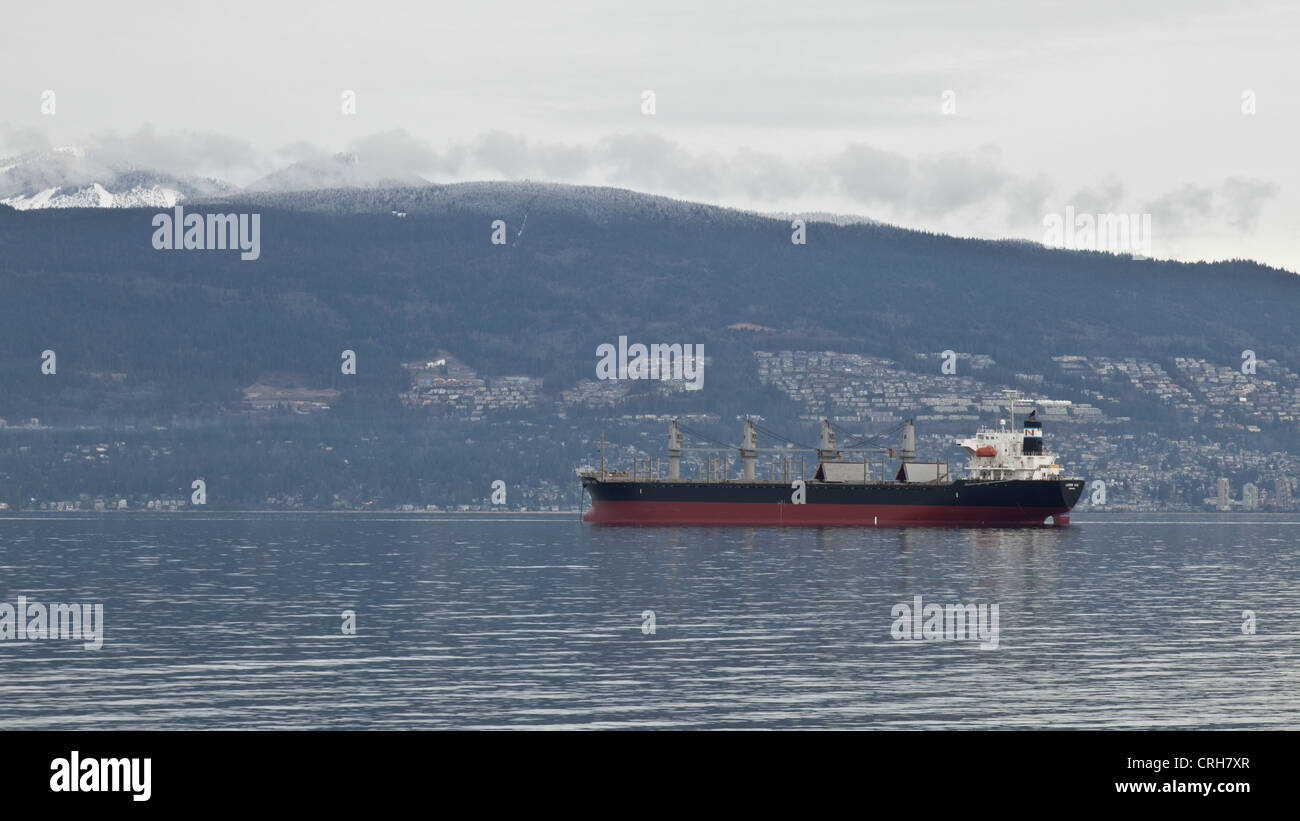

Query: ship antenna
<box><xmin>600</xmin><ymin>430</ymin><xmax>605</xmax><ymax>478</ymax></box>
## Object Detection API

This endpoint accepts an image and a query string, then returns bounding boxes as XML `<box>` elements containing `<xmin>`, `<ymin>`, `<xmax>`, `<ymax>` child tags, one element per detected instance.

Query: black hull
<box><xmin>582</xmin><ymin>477</ymin><xmax>1085</xmax><ymax>526</ymax></box>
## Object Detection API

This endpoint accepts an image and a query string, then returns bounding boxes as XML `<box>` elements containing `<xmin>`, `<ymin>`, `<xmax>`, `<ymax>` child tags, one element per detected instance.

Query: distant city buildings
<box><xmin>1242</xmin><ymin>482</ymin><xmax>1259</xmax><ymax>511</ymax></box>
<box><xmin>400</xmin><ymin>354</ymin><xmax>542</xmax><ymax>418</ymax></box>
<box><xmin>6</xmin><ymin>345</ymin><xmax>1300</xmax><ymax>512</ymax></box>
<box><xmin>243</xmin><ymin>383</ymin><xmax>339</xmax><ymax>413</ymax></box>
<box><xmin>755</xmin><ymin>350</ymin><xmax>1103</xmax><ymax>425</ymax></box>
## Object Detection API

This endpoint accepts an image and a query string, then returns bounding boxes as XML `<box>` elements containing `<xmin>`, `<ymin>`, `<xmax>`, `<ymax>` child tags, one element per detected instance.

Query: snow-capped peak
<box><xmin>0</xmin><ymin>182</ymin><xmax>184</xmax><ymax>210</ymax></box>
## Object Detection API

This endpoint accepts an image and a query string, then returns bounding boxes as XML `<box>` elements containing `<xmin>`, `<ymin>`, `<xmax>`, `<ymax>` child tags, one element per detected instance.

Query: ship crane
<box><xmin>675</xmin><ymin>418</ymin><xmax>818</xmax><ymax>483</ymax></box>
<box><xmin>671</xmin><ymin>418</ymin><xmax>903</xmax><ymax>483</ymax></box>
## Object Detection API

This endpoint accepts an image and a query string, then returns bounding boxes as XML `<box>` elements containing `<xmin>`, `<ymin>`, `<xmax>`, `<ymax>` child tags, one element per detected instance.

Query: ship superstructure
<box><xmin>958</xmin><ymin>409</ymin><xmax>1066</xmax><ymax>481</ymax></box>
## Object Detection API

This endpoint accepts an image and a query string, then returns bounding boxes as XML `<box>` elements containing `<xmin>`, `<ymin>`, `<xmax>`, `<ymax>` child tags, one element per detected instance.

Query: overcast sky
<box><xmin>1</xmin><ymin>0</ymin><xmax>1296</xmax><ymax>271</ymax></box>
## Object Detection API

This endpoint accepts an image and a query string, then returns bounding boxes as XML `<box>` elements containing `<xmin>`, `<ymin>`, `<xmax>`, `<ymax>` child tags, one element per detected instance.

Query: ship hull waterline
<box><xmin>581</xmin><ymin>478</ymin><xmax>1085</xmax><ymax>527</ymax></box>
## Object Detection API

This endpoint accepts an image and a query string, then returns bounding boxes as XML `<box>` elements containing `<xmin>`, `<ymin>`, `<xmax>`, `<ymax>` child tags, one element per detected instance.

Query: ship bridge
<box><xmin>958</xmin><ymin>404</ymin><xmax>1065</xmax><ymax>481</ymax></box>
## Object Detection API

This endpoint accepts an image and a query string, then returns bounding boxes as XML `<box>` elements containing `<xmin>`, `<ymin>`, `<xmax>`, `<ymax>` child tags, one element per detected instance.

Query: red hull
<box><xmin>583</xmin><ymin>500</ymin><xmax>1070</xmax><ymax>527</ymax></box>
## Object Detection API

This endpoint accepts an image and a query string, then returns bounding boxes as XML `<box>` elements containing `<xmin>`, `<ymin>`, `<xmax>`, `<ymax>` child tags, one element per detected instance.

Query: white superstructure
<box><xmin>957</xmin><ymin>392</ymin><xmax>1068</xmax><ymax>481</ymax></box>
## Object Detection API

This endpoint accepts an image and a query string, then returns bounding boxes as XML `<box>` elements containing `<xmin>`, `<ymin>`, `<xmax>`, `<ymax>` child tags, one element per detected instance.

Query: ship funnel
<box><xmin>900</xmin><ymin>419</ymin><xmax>916</xmax><ymax>461</ymax></box>
<box><xmin>1022</xmin><ymin>409</ymin><xmax>1044</xmax><ymax>455</ymax></box>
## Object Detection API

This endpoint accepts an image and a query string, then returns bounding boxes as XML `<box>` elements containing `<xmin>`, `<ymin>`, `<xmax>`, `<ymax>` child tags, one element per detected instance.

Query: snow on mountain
<box><xmin>765</xmin><ymin>210</ymin><xmax>883</xmax><ymax>227</ymax></box>
<box><xmin>0</xmin><ymin>145</ymin><xmax>432</xmax><ymax>210</ymax></box>
<box><xmin>1</xmin><ymin>182</ymin><xmax>183</xmax><ymax>210</ymax></box>
<box><xmin>0</xmin><ymin>147</ymin><xmax>233</xmax><ymax>210</ymax></box>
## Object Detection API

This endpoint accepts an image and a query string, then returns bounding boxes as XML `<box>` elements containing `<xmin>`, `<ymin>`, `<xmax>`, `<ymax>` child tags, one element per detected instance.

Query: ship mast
<box><xmin>817</xmin><ymin>419</ymin><xmax>839</xmax><ymax>462</ymax></box>
<box><xmin>741</xmin><ymin>419</ymin><xmax>757</xmax><ymax>481</ymax></box>
<box><xmin>1004</xmin><ymin>389</ymin><xmax>1019</xmax><ymax>433</ymax></box>
<box><xmin>667</xmin><ymin>419</ymin><xmax>682</xmax><ymax>479</ymax></box>
<box><xmin>900</xmin><ymin>419</ymin><xmax>916</xmax><ymax>461</ymax></box>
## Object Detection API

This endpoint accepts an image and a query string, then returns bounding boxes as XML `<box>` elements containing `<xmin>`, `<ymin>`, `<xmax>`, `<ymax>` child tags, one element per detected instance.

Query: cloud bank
<box><xmin>0</xmin><ymin>124</ymin><xmax>1280</xmax><ymax>247</ymax></box>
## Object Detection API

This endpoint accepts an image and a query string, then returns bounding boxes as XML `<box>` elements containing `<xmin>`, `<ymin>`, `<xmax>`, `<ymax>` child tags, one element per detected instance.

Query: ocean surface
<box><xmin>0</xmin><ymin>512</ymin><xmax>1296</xmax><ymax>730</ymax></box>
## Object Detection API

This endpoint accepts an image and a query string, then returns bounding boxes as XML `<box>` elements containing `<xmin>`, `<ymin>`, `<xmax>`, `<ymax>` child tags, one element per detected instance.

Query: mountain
<box><xmin>0</xmin><ymin>180</ymin><xmax>1295</xmax><ymax>420</ymax></box>
<box><xmin>0</xmin><ymin>147</ymin><xmax>237</xmax><ymax>210</ymax></box>
<box><xmin>0</xmin><ymin>147</ymin><xmax>430</xmax><ymax>210</ymax></box>
<box><xmin>0</xmin><ymin>180</ymin><xmax>1296</xmax><ymax>509</ymax></box>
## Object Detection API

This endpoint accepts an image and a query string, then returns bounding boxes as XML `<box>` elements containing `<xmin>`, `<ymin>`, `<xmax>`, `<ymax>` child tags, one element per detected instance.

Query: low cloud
<box><xmin>0</xmin><ymin>124</ymin><xmax>52</xmax><ymax>156</ymax></box>
<box><xmin>457</xmin><ymin>132</ymin><xmax>1021</xmax><ymax>222</ymax></box>
<box><xmin>89</xmin><ymin>125</ymin><xmax>263</xmax><ymax>180</ymax></box>
<box><xmin>348</xmin><ymin>129</ymin><xmax>456</xmax><ymax>178</ymax></box>
<box><xmin>1066</xmin><ymin>178</ymin><xmax>1127</xmax><ymax>215</ymax></box>
<box><xmin>1144</xmin><ymin>179</ymin><xmax>1276</xmax><ymax>236</ymax></box>
<box><xmin>1220</xmin><ymin>177</ymin><xmax>1279</xmax><ymax>232</ymax></box>
<box><xmin>1</xmin><ymin>123</ymin><xmax>1280</xmax><ymax>241</ymax></box>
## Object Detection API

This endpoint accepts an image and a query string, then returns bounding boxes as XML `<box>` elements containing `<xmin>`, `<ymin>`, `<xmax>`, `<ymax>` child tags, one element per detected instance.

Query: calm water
<box><xmin>0</xmin><ymin>512</ymin><xmax>1296</xmax><ymax>729</ymax></box>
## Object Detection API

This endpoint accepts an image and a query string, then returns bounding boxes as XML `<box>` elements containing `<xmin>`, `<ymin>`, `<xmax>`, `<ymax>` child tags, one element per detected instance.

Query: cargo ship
<box><xmin>579</xmin><ymin>394</ymin><xmax>1084</xmax><ymax>527</ymax></box>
